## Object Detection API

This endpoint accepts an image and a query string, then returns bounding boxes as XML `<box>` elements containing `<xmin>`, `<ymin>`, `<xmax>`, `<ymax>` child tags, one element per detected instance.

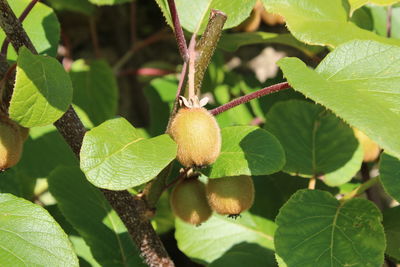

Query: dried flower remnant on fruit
<box><xmin>168</xmin><ymin>96</ymin><xmax>221</xmax><ymax>168</ymax></box>
<box><xmin>170</xmin><ymin>178</ymin><xmax>212</xmax><ymax>225</ymax></box>
<box><xmin>0</xmin><ymin>114</ymin><xmax>23</xmax><ymax>170</ymax></box>
<box><xmin>206</xmin><ymin>175</ymin><xmax>255</xmax><ymax>216</ymax></box>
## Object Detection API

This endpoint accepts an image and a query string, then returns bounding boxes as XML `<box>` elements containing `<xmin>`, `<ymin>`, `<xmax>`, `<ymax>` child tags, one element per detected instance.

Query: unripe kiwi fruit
<box><xmin>206</xmin><ymin>175</ymin><xmax>255</xmax><ymax>216</ymax></box>
<box><xmin>168</xmin><ymin>107</ymin><xmax>221</xmax><ymax>168</ymax></box>
<box><xmin>170</xmin><ymin>178</ymin><xmax>212</xmax><ymax>225</ymax></box>
<box><xmin>353</xmin><ymin>128</ymin><xmax>380</xmax><ymax>162</ymax></box>
<box><xmin>0</xmin><ymin>115</ymin><xmax>23</xmax><ymax>171</ymax></box>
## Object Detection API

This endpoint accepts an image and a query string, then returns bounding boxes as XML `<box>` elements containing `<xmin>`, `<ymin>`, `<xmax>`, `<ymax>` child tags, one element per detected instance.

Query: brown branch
<box><xmin>210</xmin><ymin>82</ymin><xmax>290</xmax><ymax>116</ymax></box>
<box><xmin>0</xmin><ymin>1</ymin><xmax>174</xmax><ymax>266</ymax></box>
<box><xmin>167</xmin><ymin>0</ymin><xmax>188</xmax><ymax>62</ymax></box>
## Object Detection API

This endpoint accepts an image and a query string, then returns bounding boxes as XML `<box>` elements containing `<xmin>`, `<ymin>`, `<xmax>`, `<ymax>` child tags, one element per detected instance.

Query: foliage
<box><xmin>0</xmin><ymin>0</ymin><xmax>399</xmax><ymax>266</ymax></box>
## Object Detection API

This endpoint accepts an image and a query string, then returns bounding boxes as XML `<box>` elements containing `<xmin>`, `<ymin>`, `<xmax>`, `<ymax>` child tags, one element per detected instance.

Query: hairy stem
<box><xmin>167</xmin><ymin>0</ymin><xmax>188</xmax><ymax>62</ymax></box>
<box><xmin>0</xmin><ymin>1</ymin><xmax>174</xmax><ymax>266</ymax></box>
<box><xmin>185</xmin><ymin>10</ymin><xmax>227</xmax><ymax>97</ymax></box>
<box><xmin>210</xmin><ymin>82</ymin><xmax>290</xmax><ymax>115</ymax></box>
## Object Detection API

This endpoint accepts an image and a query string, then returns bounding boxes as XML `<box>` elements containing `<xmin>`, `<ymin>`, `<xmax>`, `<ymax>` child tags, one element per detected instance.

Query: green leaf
<box><xmin>277</xmin><ymin>40</ymin><xmax>400</xmax><ymax>159</ymax></box>
<box><xmin>380</xmin><ymin>153</ymin><xmax>400</xmax><ymax>202</ymax></box>
<box><xmin>80</xmin><ymin>117</ymin><xmax>177</xmax><ymax>190</ymax></box>
<box><xmin>275</xmin><ymin>189</ymin><xmax>385</xmax><ymax>267</ymax></box>
<box><xmin>382</xmin><ymin>206</ymin><xmax>400</xmax><ymax>261</ymax></box>
<box><xmin>175</xmin><ymin>212</ymin><xmax>276</xmax><ymax>264</ymax></box>
<box><xmin>48</xmin><ymin>166</ymin><xmax>145</xmax><ymax>266</ymax></box>
<box><xmin>47</xmin><ymin>0</ymin><xmax>95</xmax><ymax>15</ymax></box>
<box><xmin>265</xmin><ymin>100</ymin><xmax>362</xmax><ymax>186</ymax></box>
<box><xmin>0</xmin><ymin>0</ymin><xmax>60</xmax><ymax>60</ymax></box>
<box><xmin>9</xmin><ymin>47</ymin><xmax>73</xmax><ymax>127</ymax></box>
<box><xmin>17</xmin><ymin>126</ymin><xmax>77</xmax><ymax>179</ymax></box>
<box><xmin>70</xmin><ymin>59</ymin><xmax>118</xmax><ymax>126</ymax></box>
<box><xmin>143</xmin><ymin>75</ymin><xmax>176</xmax><ymax>136</ymax></box>
<box><xmin>251</xmin><ymin>173</ymin><xmax>339</xmax><ymax>221</ymax></box>
<box><xmin>205</xmin><ymin>126</ymin><xmax>285</xmax><ymax>178</ymax></box>
<box><xmin>262</xmin><ymin>0</ymin><xmax>400</xmax><ymax>47</ymax></box>
<box><xmin>350</xmin><ymin>0</ymin><xmax>400</xmax><ymax>14</ymax></box>
<box><xmin>0</xmin><ymin>168</ymin><xmax>36</xmax><ymax>200</ymax></box>
<box><xmin>208</xmin><ymin>243</ymin><xmax>276</xmax><ymax>267</ymax></box>
<box><xmin>219</xmin><ymin>32</ymin><xmax>323</xmax><ymax>57</ymax></box>
<box><xmin>0</xmin><ymin>193</ymin><xmax>78</xmax><ymax>266</ymax></box>
<box><xmin>155</xmin><ymin>0</ymin><xmax>256</xmax><ymax>33</ymax></box>
<box><xmin>88</xmin><ymin>0</ymin><xmax>131</xmax><ymax>5</ymax></box>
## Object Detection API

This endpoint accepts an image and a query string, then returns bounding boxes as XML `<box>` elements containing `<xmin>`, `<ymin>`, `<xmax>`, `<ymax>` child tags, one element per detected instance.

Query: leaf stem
<box><xmin>210</xmin><ymin>82</ymin><xmax>290</xmax><ymax>116</ymax></box>
<box><xmin>341</xmin><ymin>176</ymin><xmax>380</xmax><ymax>202</ymax></box>
<box><xmin>387</xmin><ymin>6</ymin><xmax>393</xmax><ymax>38</ymax></box>
<box><xmin>308</xmin><ymin>177</ymin><xmax>316</xmax><ymax>190</ymax></box>
<box><xmin>167</xmin><ymin>0</ymin><xmax>188</xmax><ymax>62</ymax></box>
<box><xmin>89</xmin><ymin>17</ymin><xmax>101</xmax><ymax>58</ymax></box>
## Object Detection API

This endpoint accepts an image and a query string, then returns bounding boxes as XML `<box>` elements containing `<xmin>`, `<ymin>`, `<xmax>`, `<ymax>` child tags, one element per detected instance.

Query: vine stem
<box><xmin>0</xmin><ymin>0</ymin><xmax>39</xmax><ymax>57</ymax></box>
<box><xmin>340</xmin><ymin>176</ymin><xmax>380</xmax><ymax>202</ymax></box>
<box><xmin>210</xmin><ymin>82</ymin><xmax>290</xmax><ymax>116</ymax></box>
<box><xmin>387</xmin><ymin>6</ymin><xmax>392</xmax><ymax>38</ymax></box>
<box><xmin>0</xmin><ymin>0</ymin><xmax>175</xmax><ymax>266</ymax></box>
<box><xmin>167</xmin><ymin>0</ymin><xmax>188</xmax><ymax>62</ymax></box>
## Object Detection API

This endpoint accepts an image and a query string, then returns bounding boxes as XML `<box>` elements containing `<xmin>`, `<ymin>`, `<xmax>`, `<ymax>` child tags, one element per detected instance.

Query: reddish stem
<box><xmin>118</xmin><ymin>68</ymin><xmax>175</xmax><ymax>77</ymax></box>
<box><xmin>0</xmin><ymin>0</ymin><xmax>39</xmax><ymax>57</ymax></box>
<box><xmin>210</xmin><ymin>82</ymin><xmax>290</xmax><ymax>116</ymax></box>
<box><xmin>387</xmin><ymin>6</ymin><xmax>392</xmax><ymax>38</ymax></box>
<box><xmin>167</xmin><ymin>0</ymin><xmax>188</xmax><ymax>62</ymax></box>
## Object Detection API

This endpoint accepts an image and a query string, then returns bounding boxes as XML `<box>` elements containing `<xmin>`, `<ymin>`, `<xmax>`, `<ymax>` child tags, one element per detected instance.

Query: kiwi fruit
<box><xmin>170</xmin><ymin>178</ymin><xmax>212</xmax><ymax>225</ymax></box>
<box><xmin>0</xmin><ymin>115</ymin><xmax>23</xmax><ymax>170</ymax></box>
<box><xmin>168</xmin><ymin>107</ymin><xmax>221</xmax><ymax>168</ymax></box>
<box><xmin>206</xmin><ymin>175</ymin><xmax>255</xmax><ymax>216</ymax></box>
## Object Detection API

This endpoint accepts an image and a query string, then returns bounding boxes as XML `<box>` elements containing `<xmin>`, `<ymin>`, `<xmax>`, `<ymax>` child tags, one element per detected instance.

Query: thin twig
<box><xmin>167</xmin><ymin>0</ymin><xmax>188</xmax><ymax>62</ymax></box>
<box><xmin>130</xmin><ymin>0</ymin><xmax>137</xmax><ymax>45</ymax></box>
<box><xmin>210</xmin><ymin>82</ymin><xmax>290</xmax><ymax>116</ymax></box>
<box><xmin>113</xmin><ymin>29</ymin><xmax>171</xmax><ymax>73</ymax></box>
<box><xmin>163</xmin><ymin>167</ymin><xmax>190</xmax><ymax>191</ymax></box>
<box><xmin>89</xmin><ymin>17</ymin><xmax>101</xmax><ymax>58</ymax></box>
<box><xmin>0</xmin><ymin>0</ymin><xmax>39</xmax><ymax>57</ymax></box>
<box><xmin>387</xmin><ymin>6</ymin><xmax>393</xmax><ymax>38</ymax></box>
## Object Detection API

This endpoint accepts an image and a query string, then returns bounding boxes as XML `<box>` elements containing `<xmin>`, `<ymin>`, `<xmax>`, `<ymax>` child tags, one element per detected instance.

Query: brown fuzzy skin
<box><xmin>168</xmin><ymin>107</ymin><xmax>221</xmax><ymax>168</ymax></box>
<box><xmin>170</xmin><ymin>178</ymin><xmax>212</xmax><ymax>225</ymax></box>
<box><xmin>18</xmin><ymin>126</ymin><xmax>29</xmax><ymax>142</ymax></box>
<box><xmin>0</xmin><ymin>115</ymin><xmax>23</xmax><ymax>170</ymax></box>
<box><xmin>206</xmin><ymin>175</ymin><xmax>255</xmax><ymax>215</ymax></box>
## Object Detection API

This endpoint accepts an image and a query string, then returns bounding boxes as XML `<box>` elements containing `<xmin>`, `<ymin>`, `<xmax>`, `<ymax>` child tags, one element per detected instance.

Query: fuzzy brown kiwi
<box><xmin>206</xmin><ymin>175</ymin><xmax>255</xmax><ymax>216</ymax></box>
<box><xmin>170</xmin><ymin>178</ymin><xmax>212</xmax><ymax>225</ymax></box>
<box><xmin>0</xmin><ymin>115</ymin><xmax>23</xmax><ymax>171</ymax></box>
<box><xmin>168</xmin><ymin>107</ymin><xmax>221</xmax><ymax>168</ymax></box>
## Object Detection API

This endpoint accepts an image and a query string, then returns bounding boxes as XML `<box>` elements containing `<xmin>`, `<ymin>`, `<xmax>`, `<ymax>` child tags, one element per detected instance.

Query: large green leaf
<box><xmin>143</xmin><ymin>75</ymin><xmax>176</xmax><ymax>136</ymax></box>
<box><xmin>155</xmin><ymin>0</ymin><xmax>256</xmax><ymax>33</ymax></box>
<box><xmin>380</xmin><ymin>153</ymin><xmax>400</xmax><ymax>202</ymax></box>
<box><xmin>0</xmin><ymin>0</ymin><xmax>60</xmax><ymax>60</ymax></box>
<box><xmin>350</xmin><ymin>0</ymin><xmax>400</xmax><ymax>14</ymax></box>
<box><xmin>205</xmin><ymin>126</ymin><xmax>285</xmax><ymax>178</ymax></box>
<box><xmin>175</xmin><ymin>212</ymin><xmax>276</xmax><ymax>264</ymax></box>
<box><xmin>70</xmin><ymin>59</ymin><xmax>118</xmax><ymax>126</ymax></box>
<box><xmin>278</xmin><ymin>40</ymin><xmax>400</xmax><ymax>159</ymax></box>
<box><xmin>382</xmin><ymin>206</ymin><xmax>400</xmax><ymax>261</ymax></box>
<box><xmin>275</xmin><ymin>190</ymin><xmax>385</xmax><ymax>266</ymax></box>
<box><xmin>208</xmin><ymin>243</ymin><xmax>276</xmax><ymax>267</ymax></box>
<box><xmin>262</xmin><ymin>0</ymin><xmax>400</xmax><ymax>47</ymax></box>
<box><xmin>9</xmin><ymin>48</ymin><xmax>73</xmax><ymax>127</ymax></box>
<box><xmin>219</xmin><ymin>32</ymin><xmax>323</xmax><ymax>57</ymax></box>
<box><xmin>0</xmin><ymin>193</ymin><xmax>78</xmax><ymax>266</ymax></box>
<box><xmin>80</xmin><ymin>117</ymin><xmax>177</xmax><ymax>190</ymax></box>
<box><xmin>89</xmin><ymin>0</ymin><xmax>131</xmax><ymax>5</ymax></box>
<box><xmin>265</xmin><ymin>100</ymin><xmax>362</xmax><ymax>186</ymax></box>
<box><xmin>48</xmin><ymin>166</ymin><xmax>145</xmax><ymax>266</ymax></box>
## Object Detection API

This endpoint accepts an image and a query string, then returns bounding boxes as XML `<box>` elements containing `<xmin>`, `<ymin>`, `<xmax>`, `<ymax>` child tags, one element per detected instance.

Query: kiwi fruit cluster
<box><xmin>0</xmin><ymin>113</ymin><xmax>27</xmax><ymax>171</ymax></box>
<box><xmin>170</xmin><ymin>175</ymin><xmax>255</xmax><ymax>225</ymax></box>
